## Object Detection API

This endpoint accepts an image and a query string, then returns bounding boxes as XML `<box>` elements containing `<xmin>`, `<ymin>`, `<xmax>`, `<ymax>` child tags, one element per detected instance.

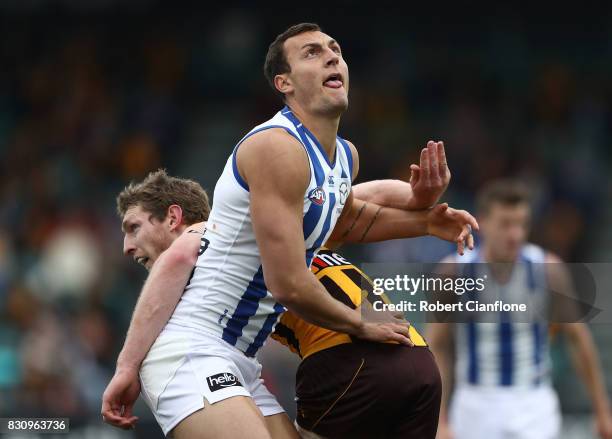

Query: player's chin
<box><xmin>321</xmin><ymin>92</ymin><xmax>348</xmax><ymax>113</ymax></box>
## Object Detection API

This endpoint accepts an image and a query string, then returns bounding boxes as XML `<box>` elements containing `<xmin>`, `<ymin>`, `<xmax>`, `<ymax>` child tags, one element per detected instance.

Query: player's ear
<box><xmin>274</xmin><ymin>74</ymin><xmax>292</xmax><ymax>95</ymax></box>
<box><xmin>167</xmin><ymin>204</ymin><xmax>183</xmax><ymax>231</ymax></box>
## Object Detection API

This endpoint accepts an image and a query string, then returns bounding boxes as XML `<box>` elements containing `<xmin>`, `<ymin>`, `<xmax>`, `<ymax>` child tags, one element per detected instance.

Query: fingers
<box><xmin>102</xmin><ymin>400</ymin><xmax>139</xmax><ymax>430</ymax></box>
<box><xmin>389</xmin><ymin>323</ymin><xmax>414</xmax><ymax>346</ymax></box>
<box><xmin>409</xmin><ymin>164</ymin><xmax>420</xmax><ymax>186</ymax></box>
<box><xmin>449</xmin><ymin>208</ymin><xmax>479</xmax><ymax>231</ymax></box>
<box><xmin>432</xmin><ymin>203</ymin><xmax>448</xmax><ymax>216</ymax></box>
<box><xmin>457</xmin><ymin>236</ymin><xmax>465</xmax><ymax>256</ymax></box>
<box><xmin>420</xmin><ymin>147</ymin><xmax>430</xmax><ymax>187</ymax></box>
<box><xmin>467</xmin><ymin>233</ymin><xmax>475</xmax><ymax>250</ymax></box>
<box><xmin>427</xmin><ymin>141</ymin><xmax>441</xmax><ymax>185</ymax></box>
<box><xmin>437</xmin><ymin>141</ymin><xmax>450</xmax><ymax>182</ymax></box>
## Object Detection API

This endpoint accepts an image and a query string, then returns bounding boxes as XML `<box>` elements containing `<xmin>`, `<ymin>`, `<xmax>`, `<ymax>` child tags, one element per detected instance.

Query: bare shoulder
<box><xmin>238</xmin><ymin>128</ymin><xmax>306</xmax><ymax>163</ymax></box>
<box><xmin>237</xmin><ymin>128</ymin><xmax>309</xmax><ymax>193</ymax></box>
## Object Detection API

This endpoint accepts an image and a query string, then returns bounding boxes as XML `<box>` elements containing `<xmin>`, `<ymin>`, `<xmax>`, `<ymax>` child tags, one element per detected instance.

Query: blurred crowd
<box><xmin>0</xmin><ymin>2</ymin><xmax>611</xmax><ymax>436</ymax></box>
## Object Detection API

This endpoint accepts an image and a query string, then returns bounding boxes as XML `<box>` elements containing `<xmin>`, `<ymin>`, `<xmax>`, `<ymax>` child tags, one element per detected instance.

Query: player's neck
<box><xmin>289</xmin><ymin>103</ymin><xmax>340</xmax><ymax>161</ymax></box>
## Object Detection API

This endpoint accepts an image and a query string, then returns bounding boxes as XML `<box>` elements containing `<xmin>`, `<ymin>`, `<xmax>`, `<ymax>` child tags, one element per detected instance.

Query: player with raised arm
<box><xmin>103</xmin><ymin>22</ymin><xmax>477</xmax><ymax>439</ymax></box>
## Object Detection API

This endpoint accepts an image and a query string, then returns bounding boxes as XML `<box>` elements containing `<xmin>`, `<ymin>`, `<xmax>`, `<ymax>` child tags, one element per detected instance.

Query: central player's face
<box><xmin>480</xmin><ymin>203</ymin><xmax>531</xmax><ymax>262</ymax></box>
<box><xmin>283</xmin><ymin>31</ymin><xmax>349</xmax><ymax>115</ymax></box>
<box><xmin>122</xmin><ymin>205</ymin><xmax>174</xmax><ymax>271</ymax></box>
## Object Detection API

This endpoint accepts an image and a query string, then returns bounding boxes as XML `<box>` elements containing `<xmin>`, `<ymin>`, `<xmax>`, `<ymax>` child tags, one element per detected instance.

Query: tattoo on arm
<box><xmin>359</xmin><ymin>206</ymin><xmax>383</xmax><ymax>242</ymax></box>
<box><xmin>341</xmin><ymin>202</ymin><xmax>367</xmax><ymax>239</ymax></box>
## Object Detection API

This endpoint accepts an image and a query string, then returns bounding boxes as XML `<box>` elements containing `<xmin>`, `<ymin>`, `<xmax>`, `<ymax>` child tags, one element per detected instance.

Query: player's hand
<box><xmin>101</xmin><ymin>367</ymin><xmax>141</xmax><ymax>430</ymax></box>
<box><xmin>426</xmin><ymin>203</ymin><xmax>479</xmax><ymax>256</ymax></box>
<box><xmin>356</xmin><ymin>321</ymin><xmax>414</xmax><ymax>346</ymax></box>
<box><xmin>408</xmin><ymin>140</ymin><xmax>450</xmax><ymax>210</ymax></box>
<box><xmin>595</xmin><ymin>411</ymin><xmax>612</xmax><ymax>439</ymax></box>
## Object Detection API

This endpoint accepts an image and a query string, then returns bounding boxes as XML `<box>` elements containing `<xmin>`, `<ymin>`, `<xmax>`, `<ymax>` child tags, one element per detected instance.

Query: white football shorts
<box><xmin>138</xmin><ymin>328</ymin><xmax>285</xmax><ymax>436</ymax></box>
<box><xmin>450</xmin><ymin>384</ymin><xmax>561</xmax><ymax>439</ymax></box>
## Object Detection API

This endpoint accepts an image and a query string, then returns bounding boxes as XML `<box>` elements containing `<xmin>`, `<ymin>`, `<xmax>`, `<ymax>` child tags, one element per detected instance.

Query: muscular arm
<box><xmin>352</xmin><ymin>179</ymin><xmax>417</xmax><ymax>210</ymax></box>
<box><xmin>115</xmin><ymin>225</ymin><xmax>203</xmax><ymax>371</ymax></box>
<box><xmin>238</xmin><ymin>129</ymin><xmax>409</xmax><ymax>343</ymax></box>
<box><xmin>330</xmin><ymin>141</ymin><xmax>475</xmax><ymax>248</ymax></box>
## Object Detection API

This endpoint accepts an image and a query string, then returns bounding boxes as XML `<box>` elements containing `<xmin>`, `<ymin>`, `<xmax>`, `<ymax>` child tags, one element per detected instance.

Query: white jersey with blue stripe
<box><xmin>454</xmin><ymin>244</ymin><xmax>552</xmax><ymax>388</ymax></box>
<box><xmin>166</xmin><ymin>106</ymin><xmax>353</xmax><ymax>356</ymax></box>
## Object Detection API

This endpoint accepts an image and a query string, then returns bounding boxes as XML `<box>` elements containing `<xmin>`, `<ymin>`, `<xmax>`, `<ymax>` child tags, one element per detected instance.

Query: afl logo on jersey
<box><xmin>308</xmin><ymin>187</ymin><xmax>326</xmax><ymax>205</ymax></box>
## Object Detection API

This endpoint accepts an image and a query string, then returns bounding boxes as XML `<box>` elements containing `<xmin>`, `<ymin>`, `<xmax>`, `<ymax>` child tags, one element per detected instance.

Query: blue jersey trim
<box><xmin>305</xmin><ymin>193</ymin><xmax>337</xmax><ymax>266</ymax></box>
<box><xmin>467</xmin><ymin>321</ymin><xmax>479</xmax><ymax>384</ymax></box>
<box><xmin>499</xmin><ymin>315</ymin><xmax>514</xmax><ymax>386</ymax></box>
<box><xmin>337</xmin><ymin>137</ymin><xmax>353</xmax><ymax>181</ymax></box>
<box><xmin>282</xmin><ymin>105</ymin><xmax>337</xmax><ymax>169</ymax></box>
<box><xmin>222</xmin><ymin>266</ymin><xmax>267</xmax><ymax>346</ymax></box>
<box><xmin>302</xmin><ymin>200</ymin><xmax>324</xmax><ymax>242</ymax></box>
<box><xmin>533</xmin><ymin>322</ymin><xmax>543</xmax><ymax>385</ymax></box>
<box><xmin>245</xmin><ymin>302</ymin><xmax>285</xmax><ymax>357</ymax></box>
<box><xmin>231</xmin><ymin>125</ymin><xmax>302</xmax><ymax>192</ymax></box>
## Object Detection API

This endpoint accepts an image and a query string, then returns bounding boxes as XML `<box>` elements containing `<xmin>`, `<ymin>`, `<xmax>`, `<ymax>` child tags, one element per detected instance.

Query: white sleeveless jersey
<box><xmin>453</xmin><ymin>244</ymin><xmax>552</xmax><ymax>388</ymax></box>
<box><xmin>166</xmin><ymin>106</ymin><xmax>353</xmax><ymax>356</ymax></box>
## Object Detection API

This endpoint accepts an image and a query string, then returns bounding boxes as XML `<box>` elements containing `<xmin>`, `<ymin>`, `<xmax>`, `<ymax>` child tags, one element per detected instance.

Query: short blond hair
<box><xmin>117</xmin><ymin>169</ymin><xmax>210</xmax><ymax>225</ymax></box>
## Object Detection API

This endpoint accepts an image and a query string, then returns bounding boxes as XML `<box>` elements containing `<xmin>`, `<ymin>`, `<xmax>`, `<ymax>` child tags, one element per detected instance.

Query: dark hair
<box><xmin>264</xmin><ymin>23</ymin><xmax>322</xmax><ymax>98</ymax></box>
<box><xmin>117</xmin><ymin>169</ymin><xmax>210</xmax><ymax>225</ymax></box>
<box><xmin>476</xmin><ymin>179</ymin><xmax>531</xmax><ymax>215</ymax></box>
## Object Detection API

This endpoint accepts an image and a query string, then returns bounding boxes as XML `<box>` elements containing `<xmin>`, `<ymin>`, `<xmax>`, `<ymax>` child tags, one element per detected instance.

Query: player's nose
<box><xmin>123</xmin><ymin>236</ymin><xmax>136</xmax><ymax>256</ymax></box>
<box><xmin>324</xmin><ymin>48</ymin><xmax>340</xmax><ymax>66</ymax></box>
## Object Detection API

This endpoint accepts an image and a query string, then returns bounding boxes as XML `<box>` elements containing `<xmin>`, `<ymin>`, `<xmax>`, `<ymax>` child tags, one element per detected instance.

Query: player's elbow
<box><xmin>266</xmin><ymin>272</ymin><xmax>308</xmax><ymax>307</ymax></box>
<box><xmin>160</xmin><ymin>245</ymin><xmax>197</xmax><ymax>269</ymax></box>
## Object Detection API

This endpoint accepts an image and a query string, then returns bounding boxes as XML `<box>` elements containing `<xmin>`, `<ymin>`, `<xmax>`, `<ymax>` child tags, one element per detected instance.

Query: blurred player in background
<box><xmin>427</xmin><ymin>179</ymin><xmax>612</xmax><ymax>439</ymax></box>
<box><xmin>102</xmin><ymin>21</ymin><xmax>478</xmax><ymax>438</ymax></box>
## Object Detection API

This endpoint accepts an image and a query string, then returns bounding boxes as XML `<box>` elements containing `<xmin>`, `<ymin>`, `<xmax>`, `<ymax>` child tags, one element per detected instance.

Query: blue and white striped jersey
<box><xmin>166</xmin><ymin>106</ymin><xmax>353</xmax><ymax>356</ymax></box>
<box><xmin>454</xmin><ymin>244</ymin><xmax>552</xmax><ymax>388</ymax></box>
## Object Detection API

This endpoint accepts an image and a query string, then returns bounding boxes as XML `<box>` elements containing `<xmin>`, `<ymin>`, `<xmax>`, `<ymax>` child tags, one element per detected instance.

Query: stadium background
<box><xmin>0</xmin><ymin>1</ymin><xmax>611</xmax><ymax>437</ymax></box>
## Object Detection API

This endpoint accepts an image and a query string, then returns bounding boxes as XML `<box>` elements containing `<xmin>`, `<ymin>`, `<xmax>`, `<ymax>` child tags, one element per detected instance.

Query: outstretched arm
<box><xmin>333</xmin><ymin>139</ymin><xmax>474</xmax><ymax>253</ymax></box>
<box><xmin>329</xmin><ymin>194</ymin><xmax>477</xmax><ymax>255</ymax></box>
<box><xmin>352</xmin><ymin>141</ymin><xmax>450</xmax><ymax>210</ymax></box>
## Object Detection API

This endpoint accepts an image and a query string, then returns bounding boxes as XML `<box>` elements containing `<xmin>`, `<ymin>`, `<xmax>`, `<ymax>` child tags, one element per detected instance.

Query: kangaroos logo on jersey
<box><xmin>308</xmin><ymin>187</ymin><xmax>326</xmax><ymax>205</ymax></box>
<box><xmin>206</xmin><ymin>372</ymin><xmax>243</xmax><ymax>392</ymax></box>
<box><xmin>339</xmin><ymin>182</ymin><xmax>349</xmax><ymax>206</ymax></box>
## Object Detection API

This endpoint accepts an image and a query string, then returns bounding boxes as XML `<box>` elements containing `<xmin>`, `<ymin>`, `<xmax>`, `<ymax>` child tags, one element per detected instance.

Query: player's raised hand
<box><xmin>426</xmin><ymin>203</ymin><xmax>479</xmax><ymax>256</ymax></box>
<box><xmin>101</xmin><ymin>367</ymin><xmax>140</xmax><ymax>430</ymax></box>
<box><xmin>408</xmin><ymin>140</ymin><xmax>451</xmax><ymax>209</ymax></box>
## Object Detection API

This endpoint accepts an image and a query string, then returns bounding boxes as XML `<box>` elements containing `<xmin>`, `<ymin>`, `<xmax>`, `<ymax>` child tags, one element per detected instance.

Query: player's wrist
<box><xmin>350</xmin><ymin>313</ymin><xmax>366</xmax><ymax>337</ymax></box>
<box><xmin>116</xmin><ymin>357</ymin><xmax>141</xmax><ymax>374</ymax></box>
